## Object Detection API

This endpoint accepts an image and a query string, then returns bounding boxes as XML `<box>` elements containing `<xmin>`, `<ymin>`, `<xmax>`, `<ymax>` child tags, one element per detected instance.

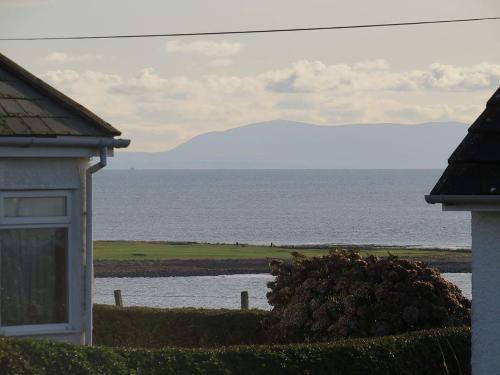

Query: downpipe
<box><xmin>84</xmin><ymin>147</ymin><xmax>108</xmax><ymax>345</ymax></box>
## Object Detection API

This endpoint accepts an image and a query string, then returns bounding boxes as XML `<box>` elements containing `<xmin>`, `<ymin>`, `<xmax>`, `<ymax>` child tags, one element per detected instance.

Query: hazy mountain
<box><xmin>110</xmin><ymin>120</ymin><xmax>468</xmax><ymax>169</ymax></box>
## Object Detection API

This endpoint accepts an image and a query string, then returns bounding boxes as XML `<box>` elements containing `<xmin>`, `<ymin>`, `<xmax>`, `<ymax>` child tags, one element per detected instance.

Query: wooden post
<box><xmin>114</xmin><ymin>289</ymin><xmax>123</xmax><ymax>307</ymax></box>
<box><xmin>241</xmin><ymin>291</ymin><xmax>249</xmax><ymax>310</ymax></box>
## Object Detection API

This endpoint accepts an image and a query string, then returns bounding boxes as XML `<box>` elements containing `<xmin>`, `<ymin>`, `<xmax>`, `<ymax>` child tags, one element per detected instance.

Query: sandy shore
<box><xmin>94</xmin><ymin>257</ymin><xmax>470</xmax><ymax>278</ymax></box>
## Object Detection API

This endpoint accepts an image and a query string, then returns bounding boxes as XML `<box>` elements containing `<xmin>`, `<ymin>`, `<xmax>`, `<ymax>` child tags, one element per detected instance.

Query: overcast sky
<box><xmin>0</xmin><ymin>0</ymin><xmax>499</xmax><ymax>151</ymax></box>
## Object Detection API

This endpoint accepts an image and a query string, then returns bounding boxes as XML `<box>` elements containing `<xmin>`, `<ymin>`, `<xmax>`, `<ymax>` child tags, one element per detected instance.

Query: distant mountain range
<box><xmin>110</xmin><ymin>120</ymin><xmax>468</xmax><ymax>169</ymax></box>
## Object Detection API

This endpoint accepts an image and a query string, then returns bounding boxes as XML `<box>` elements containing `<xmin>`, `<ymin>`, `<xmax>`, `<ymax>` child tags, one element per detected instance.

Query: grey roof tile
<box><xmin>16</xmin><ymin>99</ymin><xmax>50</xmax><ymax>116</ymax></box>
<box><xmin>35</xmin><ymin>99</ymin><xmax>73</xmax><ymax>117</ymax></box>
<box><xmin>41</xmin><ymin>117</ymin><xmax>78</xmax><ymax>135</ymax></box>
<box><xmin>4</xmin><ymin>117</ymin><xmax>31</xmax><ymax>135</ymax></box>
<box><xmin>0</xmin><ymin>120</ymin><xmax>13</xmax><ymax>135</ymax></box>
<box><xmin>0</xmin><ymin>81</ymin><xmax>25</xmax><ymax>98</ymax></box>
<box><xmin>0</xmin><ymin>98</ymin><xmax>27</xmax><ymax>115</ymax></box>
<box><xmin>0</xmin><ymin>69</ymin><xmax>16</xmax><ymax>81</ymax></box>
<box><xmin>448</xmin><ymin>133</ymin><xmax>500</xmax><ymax>163</ymax></box>
<box><xmin>22</xmin><ymin>117</ymin><xmax>51</xmax><ymax>134</ymax></box>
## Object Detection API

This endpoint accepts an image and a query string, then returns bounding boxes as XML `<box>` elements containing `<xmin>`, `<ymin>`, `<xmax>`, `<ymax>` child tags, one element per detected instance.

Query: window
<box><xmin>0</xmin><ymin>191</ymin><xmax>72</xmax><ymax>334</ymax></box>
<box><xmin>4</xmin><ymin>197</ymin><xmax>66</xmax><ymax>218</ymax></box>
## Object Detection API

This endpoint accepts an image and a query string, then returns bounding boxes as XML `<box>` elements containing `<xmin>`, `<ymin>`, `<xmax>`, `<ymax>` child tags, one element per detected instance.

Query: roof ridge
<box><xmin>0</xmin><ymin>52</ymin><xmax>120</xmax><ymax>136</ymax></box>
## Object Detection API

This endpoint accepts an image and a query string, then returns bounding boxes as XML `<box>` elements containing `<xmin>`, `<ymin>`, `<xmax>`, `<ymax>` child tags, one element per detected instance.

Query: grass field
<box><xmin>93</xmin><ymin>241</ymin><xmax>471</xmax><ymax>261</ymax></box>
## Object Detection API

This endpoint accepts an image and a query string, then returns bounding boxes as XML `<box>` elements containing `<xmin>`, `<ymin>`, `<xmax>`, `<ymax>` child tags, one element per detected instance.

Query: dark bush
<box><xmin>266</xmin><ymin>250</ymin><xmax>470</xmax><ymax>341</ymax></box>
<box><xmin>93</xmin><ymin>305</ymin><xmax>271</xmax><ymax>348</ymax></box>
<box><xmin>0</xmin><ymin>327</ymin><xmax>471</xmax><ymax>375</ymax></box>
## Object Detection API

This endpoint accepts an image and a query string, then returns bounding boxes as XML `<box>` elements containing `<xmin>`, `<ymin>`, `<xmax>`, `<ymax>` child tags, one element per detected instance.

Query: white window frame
<box><xmin>0</xmin><ymin>190</ymin><xmax>71</xmax><ymax>225</ymax></box>
<box><xmin>0</xmin><ymin>190</ymin><xmax>78</xmax><ymax>336</ymax></box>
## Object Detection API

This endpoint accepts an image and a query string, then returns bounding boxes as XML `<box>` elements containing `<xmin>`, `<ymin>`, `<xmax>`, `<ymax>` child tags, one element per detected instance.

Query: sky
<box><xmin>0</xmin><ymin>0</ymin><xmax>499</xmax><ymax>151</ymax></box>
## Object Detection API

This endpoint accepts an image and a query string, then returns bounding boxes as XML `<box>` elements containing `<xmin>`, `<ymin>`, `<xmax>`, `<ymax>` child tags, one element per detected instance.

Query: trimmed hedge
<box><xmin>0</xmin><ymin>327</ymin><xmax>470</xmax><ymax>375</ymax></box>
<box><xmin>93</xmin><ymin>305</ymin><xmax>271</xmax><ymax>348</ymax></box>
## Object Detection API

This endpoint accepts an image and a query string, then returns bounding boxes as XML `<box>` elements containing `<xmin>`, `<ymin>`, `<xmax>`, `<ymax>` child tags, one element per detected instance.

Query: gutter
<box><xmin>425</xmin><ymin>195</ymin><xmax>500</xmax><ymax>204</ymax></box>
<box><xmin>0</xmin><ymin>136</ymin><xmax>130</xmax><ymax>149</ymax></box>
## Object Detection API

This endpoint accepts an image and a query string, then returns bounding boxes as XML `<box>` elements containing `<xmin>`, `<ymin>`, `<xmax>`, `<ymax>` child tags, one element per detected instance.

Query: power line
<box><xmin>0</xmin><ymin>16</ymin><xmax>499</xmax><ymax>41</ymax></box>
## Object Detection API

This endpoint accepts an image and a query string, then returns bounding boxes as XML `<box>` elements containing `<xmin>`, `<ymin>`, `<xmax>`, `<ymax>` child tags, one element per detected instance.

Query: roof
<box><xmin>426</xmin><ymin>86</ymin><xmax>500</xmax><ymax>203</ymax></box>
<box><xmin>0</xmin><ymin>52</ymin><xmax>121</xmax><ymax>137</ymax></box>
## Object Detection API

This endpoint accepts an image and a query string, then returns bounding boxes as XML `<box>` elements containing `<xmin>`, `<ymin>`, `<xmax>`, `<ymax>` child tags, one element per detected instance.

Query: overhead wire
<box><xmin>0</xmin><ymin>16</ymin><xmax>498</xmax><ymax>41</ymax></box>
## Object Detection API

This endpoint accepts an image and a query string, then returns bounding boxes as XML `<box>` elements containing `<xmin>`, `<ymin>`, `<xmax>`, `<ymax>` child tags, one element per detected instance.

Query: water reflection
<box><xmin>94</xmin><ymin>273</ymin><xmax>471</xmax><ymax>310</ymax></box>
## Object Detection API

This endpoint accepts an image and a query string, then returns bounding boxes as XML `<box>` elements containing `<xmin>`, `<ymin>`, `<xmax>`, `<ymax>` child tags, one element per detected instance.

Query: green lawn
<box><xmin>94</xmin><ymin>241</ymin><xmax>471</xmax><ymax>261</ymax></box>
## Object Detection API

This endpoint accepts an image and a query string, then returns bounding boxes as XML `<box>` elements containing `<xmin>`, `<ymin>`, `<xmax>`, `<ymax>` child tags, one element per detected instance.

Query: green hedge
<box><xmin>93</xmin><ymin>305</ymin><xmax>271</xmax><ymax>348</ymax></box>
<box><xmin>0</xmin><ymin>327</ymin><xmax>470</xmax><ymax>375</ymax></box>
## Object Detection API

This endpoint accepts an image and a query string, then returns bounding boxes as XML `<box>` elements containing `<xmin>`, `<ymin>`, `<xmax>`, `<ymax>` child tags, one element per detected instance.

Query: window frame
<box><xmin>0</xmin><ymin>190</ymin><xmax>78</xmax><ymax>336</ymax></box>
<box><xmin>0</xmin><ymin>191</ymin><xmax>71</xmax><ymax>225</ymax></box>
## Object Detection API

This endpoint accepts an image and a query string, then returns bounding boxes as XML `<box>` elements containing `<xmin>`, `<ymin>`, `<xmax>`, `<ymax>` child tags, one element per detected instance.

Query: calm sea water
<box><xmin>94</xmin><ymin>273</ymin><xmax>471</xmax><ymax>310</ymax></box>
<box><xmin>93</xmin><ymin>170</ymin><xmax>470</xmax><ymax>247</ymax></box>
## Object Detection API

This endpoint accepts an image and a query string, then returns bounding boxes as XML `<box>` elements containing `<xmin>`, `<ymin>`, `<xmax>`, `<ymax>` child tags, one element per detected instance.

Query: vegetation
<box><xmin>93</xmin><ymin>305</ymin><xmax>270</xmax><ymax>348</ymax></box>
<box><xmin>94</xmin><ymin>241</ymin><xmax>470</xmax><ymax>261</ymax></box>
<box><xmin>266</xmin><ymin>250</ymin><xmax>471</xmax><ymax>341</ymax></box>
<box><xmin>0</xmin><ymin>327</ymin><xmax>470</xmax><ymax>374</ymax></box>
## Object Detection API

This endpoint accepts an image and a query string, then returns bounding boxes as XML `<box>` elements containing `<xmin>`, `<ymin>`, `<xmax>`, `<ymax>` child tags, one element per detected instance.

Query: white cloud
<box><xmin>43</xmin><ymin>52</ymin><xmax>102</xmax><ymax>64</ymax></box>
<box><xmin>40</xmin><ymin>69</ymin><xmax>81</xmax><ymax>85</ymax></box>
<box><xmin>262</xmin><ymin>60</ymin><xmax>500</xmax><ymax>93</ymax></box>
<box><xmin>38</xmin><ymin>60</ymin><xmax>498</xmax><ymax>151</ymax></box>
<box><xmin>165</xmin><ymin>40</ymin><xmax>242</xmax><ymax>57</ymax></box>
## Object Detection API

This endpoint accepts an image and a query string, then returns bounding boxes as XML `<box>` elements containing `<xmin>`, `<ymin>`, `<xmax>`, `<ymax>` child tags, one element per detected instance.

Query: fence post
<box><xmin>241</xmin><ymin>291</ymin><xmax>249</xmax><ymax>310</ymax></box>
<box><xmin>114</xmin><ymin>289</ymin><xmax>123</xmax><ymax>307</ymax></box>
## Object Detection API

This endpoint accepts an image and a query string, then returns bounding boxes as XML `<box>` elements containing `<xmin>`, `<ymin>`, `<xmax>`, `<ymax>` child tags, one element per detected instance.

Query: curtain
<box><xmin>0</xmin><ymin>228</ymin><xmax>67</xmax><ymax>326</ymax></box>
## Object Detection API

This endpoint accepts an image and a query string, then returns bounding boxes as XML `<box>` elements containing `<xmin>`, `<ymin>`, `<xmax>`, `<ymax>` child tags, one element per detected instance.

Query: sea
<box><xmin>94</xmin><ymin>273</ymin><xmax>472</xmax><ymax>310</ymax></box>
<box><xmin>93</xmin><ymin>169</ymin><xmax>470</xmax><ymax>248</ymax></box>
<box><xmin>92</xmin><ymin>170</ymin><xmax>472</xmax><ymax>309</ymax></box>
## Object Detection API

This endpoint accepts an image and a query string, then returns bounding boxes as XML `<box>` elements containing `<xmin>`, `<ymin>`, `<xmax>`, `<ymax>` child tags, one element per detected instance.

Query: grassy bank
<box><xmin>94</xmin><ymin>241</ymin><xmax>470</xmax><ymax>261</ymax></box>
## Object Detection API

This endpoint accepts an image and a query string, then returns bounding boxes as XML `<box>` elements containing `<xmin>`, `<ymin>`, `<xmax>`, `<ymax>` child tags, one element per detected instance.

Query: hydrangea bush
<box><xmin>266</xmin><ymin>250</ymin><xmax>470</xmax><ymax>341</ymax></box>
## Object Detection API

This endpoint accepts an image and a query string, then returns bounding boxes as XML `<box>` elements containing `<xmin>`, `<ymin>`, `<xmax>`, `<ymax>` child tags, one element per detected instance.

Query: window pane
<box><xmin>4</xmin><ymin>197</ymin><xmax>66</xmax><ymax>217</ymax></box>
<box><xmin>0</xmin><ymin>228</ymin><xmax>68</xmax><ymax>326</ymax></box>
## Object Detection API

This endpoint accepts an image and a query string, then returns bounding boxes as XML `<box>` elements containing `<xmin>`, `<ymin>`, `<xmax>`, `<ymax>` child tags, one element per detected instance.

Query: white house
<box><xmin>0</xmin><ymin>53</ymin><xmax>129</xmax><ymax>345</ymax></box>
<box><xmin>426</xmin><ymin>87</ymin><xmax>500</xmax><ymax>374</ymax></box>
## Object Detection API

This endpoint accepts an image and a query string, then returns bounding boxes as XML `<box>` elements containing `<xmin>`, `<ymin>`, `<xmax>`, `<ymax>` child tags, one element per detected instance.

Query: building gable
<box><xmin>428</xmin><ymin>87</ymin><xmax>500</xmax><ymax>198</ymax></box>
<box><xmin>0</xmin><ymin>53</ymin><xmax>121</xmax><ymax>137</ymax></box>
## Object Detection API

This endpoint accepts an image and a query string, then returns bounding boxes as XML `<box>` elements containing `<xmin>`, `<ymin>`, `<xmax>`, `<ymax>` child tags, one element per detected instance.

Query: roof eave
<box><xmin>425</xmin><ymin>194</ymin><xmax>500</xmax><ymax>205</ymax></box>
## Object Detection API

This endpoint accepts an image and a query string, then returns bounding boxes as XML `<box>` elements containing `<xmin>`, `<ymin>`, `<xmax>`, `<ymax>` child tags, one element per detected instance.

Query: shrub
<box><xmin>0</xmin><ymin>327</ymin><xmax>471</xmax><ymax>375</ymax></box>
<box><xmin>266</xmin><ymin>250</ymin><xmax>471</xmax><ymax>341</ymax></box>
<box><xmin>93</xmin><ymin>305</ymin><xmax>271</xmax><ymax>348</ymax></box>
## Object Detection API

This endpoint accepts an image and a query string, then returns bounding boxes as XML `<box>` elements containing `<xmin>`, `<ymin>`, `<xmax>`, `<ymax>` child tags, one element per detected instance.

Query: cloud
<box><xmin>38</xmin><ymin>59</ymin><xmax>498</xmax><ymax>151</ymax></box>
<box><xmin>263</xmin><ymin>60</ymin><xmax>500</xmax><ymax>93</ymax></box>
<box><xmin>43</xmin><ymin>52</ymin><xmax>102</xmax><ymax>64</ymax></box>
<box><xmin>165</xmin><ymin>40</ymin><xmax>242</xmax><ymax>57</ymax></box>
<box><xmin>40</xmin><ymin>69</ymin><xmax>81</xmax><ymax>85</ymax></box>
<box><xmin>417</xmin><ymin>63</ymin><xmax>500</xmax><ymax>91</ymax></box>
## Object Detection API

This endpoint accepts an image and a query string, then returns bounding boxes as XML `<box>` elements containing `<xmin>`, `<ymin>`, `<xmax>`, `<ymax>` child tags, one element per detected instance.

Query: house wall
<box><xmin>0</xmin><ymin>157</ymin><xmax>89</xmax><ymax>344</ymax></box>
<box><xmin>471</xmin><ymin>211</ymin><xmax>500</xmax><ymax>374</ymax></box>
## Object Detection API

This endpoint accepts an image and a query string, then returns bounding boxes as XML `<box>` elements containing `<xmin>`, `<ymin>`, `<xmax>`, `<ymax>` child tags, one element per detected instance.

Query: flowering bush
<box><xmin>266</xmin><ymin>250</ymin><xmax>470</xmax><ymax>340</ymax></box>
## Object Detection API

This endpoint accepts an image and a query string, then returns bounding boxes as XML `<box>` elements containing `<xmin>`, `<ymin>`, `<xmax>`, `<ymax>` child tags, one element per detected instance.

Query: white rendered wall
<box><xmin>471</xmin><ymin>211</ymin><xmax>500</xmax><ymax>374</ymax></box>
<box><xmin>0</xmin><ymin>157</ymin><xmax>89</xmax><ymax>344</ymax></box>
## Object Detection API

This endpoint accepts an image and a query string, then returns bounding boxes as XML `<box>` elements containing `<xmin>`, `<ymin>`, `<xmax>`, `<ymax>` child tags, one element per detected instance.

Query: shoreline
<box><xmin>94</xmin><ymin>258</ymin><xmax>471</xmax><ymax>278</ymax></box>
<box><xmin>93</xmin><ymin>241</ymin><xmax>471</xmax><ymax>277</ymax></box>
<box><xmin>96</xmin><ymin>240</ymin><xmax>470</xmax><ymax>251</ymax></box>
